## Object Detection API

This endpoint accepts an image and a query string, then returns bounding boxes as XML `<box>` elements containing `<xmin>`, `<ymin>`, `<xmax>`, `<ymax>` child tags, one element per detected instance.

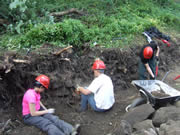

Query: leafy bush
<box><xmin>152</xmin><ymin>0</ymin><xmax>173</xmax><ymax>6</ymax></box>
<box><xmin>158</xmin><ymin>12</ymin><xmax>180</xmax><ymax>25</ymax></box>
<box><xmin>11</xmin><ymin>19</ymin><xmax>89</xmax><ymax>48</ymax></box>
<box><xmin>60</xmin><ymin>19</ymin><xmax>87</xmax><ymax>46</ymax></box>
<box><xmin>0</xmin><ymin>0</ymin><xmax>54</xmax><ymax>34</ymax></box>
<box><xmin>0</xmin><ymin>0</ymin><xmax>180</xmax><ymax>50</ymax></box>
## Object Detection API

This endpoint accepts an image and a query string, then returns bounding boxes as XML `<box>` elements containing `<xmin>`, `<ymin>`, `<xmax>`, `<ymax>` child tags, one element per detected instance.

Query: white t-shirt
<box><xmin>87</xmin><ymin>74</ymin><xmax>115</xmax><ymax>109</ymax></box>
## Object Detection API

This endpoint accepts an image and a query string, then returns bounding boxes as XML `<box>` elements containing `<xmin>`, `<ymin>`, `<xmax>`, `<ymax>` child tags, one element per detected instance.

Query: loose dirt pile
<box><xmin>151</xmin><ymin>91</ymin><xmax>170</xmax><ymax>98</ymax></box>
<box><xmin>0</xmin><ymin>39</ymin><xmax>179</xmax><ymax>135</ymax></box>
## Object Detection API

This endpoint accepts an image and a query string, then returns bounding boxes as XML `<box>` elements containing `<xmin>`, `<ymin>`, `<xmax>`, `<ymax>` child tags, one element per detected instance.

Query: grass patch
<box><xmin>0</xmin><ymin>0</ymin><xmax>179</xmax><ymax>50</ymax></box>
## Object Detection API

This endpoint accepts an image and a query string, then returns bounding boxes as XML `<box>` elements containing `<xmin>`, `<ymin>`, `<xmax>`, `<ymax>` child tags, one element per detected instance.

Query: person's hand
<box><xmin>152</xmin><ymin>76</ymin><xmax>156</xmax><ymax>80</ymax></box>
<box><xmin>75</xmin><ymin>87</ymin><xmax>80</xmax><ymax>95</ymax></box>
<box><xmin>75</xmin><ymin>84</ymin><xmax>81</xmax><ymax>95</ymax></box>
<box><xmin>47</xmin><ymin>108</ymin><xmax>55</xmax><ymax>114</ymax></box>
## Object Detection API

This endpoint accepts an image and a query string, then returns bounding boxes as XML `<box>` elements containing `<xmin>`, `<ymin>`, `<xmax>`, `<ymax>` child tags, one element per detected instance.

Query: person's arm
<box><xmin>29</xmin><ymin>103</ymin><xmax>48</xmax><ymax>116</ymax></box>
<box><xmin>145</xmin><ymin>63</ymin><xmax>155</xmax><ymax>78</ymax></box>
<box><xmin>77</xmin><ymin>87</ymin><xmax>92</xmax><ymax>95</ymax></box>
<box><xmin>40</xmin><ymin>101</ymin><xmax>47</xmax><ymax>110</ymax></box>
<box><xmin>155</xmin><ymin>46</ymin><xmax>160</xmax><ymax>57</ymax></box>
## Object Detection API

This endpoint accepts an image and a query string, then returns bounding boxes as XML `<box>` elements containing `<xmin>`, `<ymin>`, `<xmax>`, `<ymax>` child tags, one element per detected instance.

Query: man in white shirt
<box><xmin>75</xmin><ymin>59</ymin><xmax>115</xmax><ymax>112</ymax></box>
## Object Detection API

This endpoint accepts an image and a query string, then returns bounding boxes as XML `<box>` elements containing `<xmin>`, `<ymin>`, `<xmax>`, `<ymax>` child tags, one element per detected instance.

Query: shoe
<box><xmin>71</xmin><ymin>124</ymin><xmax>81</xmax><ymax>135</ymax></box>
<box><xmin>74</xmin><ymin>123</ymin><xmax>81</xmax><ymax>133</ymax></box>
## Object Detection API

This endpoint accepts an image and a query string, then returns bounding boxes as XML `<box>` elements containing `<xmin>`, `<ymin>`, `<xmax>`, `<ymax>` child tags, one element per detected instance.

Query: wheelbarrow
<box><xmin>126</xmin><ymin>79</ymin><xmax>180</xmax><ymax>112</ymax></box>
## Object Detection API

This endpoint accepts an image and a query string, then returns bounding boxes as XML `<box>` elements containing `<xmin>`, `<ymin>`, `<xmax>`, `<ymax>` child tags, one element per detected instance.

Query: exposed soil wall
<box><xmin>0</xmin><ymin>40</ymin><xmax>179</xmax><ymax>110</ymax></box>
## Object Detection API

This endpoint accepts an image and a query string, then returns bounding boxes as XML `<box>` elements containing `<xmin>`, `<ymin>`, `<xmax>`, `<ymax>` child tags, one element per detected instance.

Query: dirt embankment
<box><xmin>0</xmin><ymin>39</ymin><xmax>179</xmax><ymax>135</ymax></box>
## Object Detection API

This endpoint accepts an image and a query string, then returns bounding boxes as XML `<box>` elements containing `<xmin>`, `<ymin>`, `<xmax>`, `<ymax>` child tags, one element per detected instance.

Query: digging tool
<box><xmin>143</xmin><ymin>29</ymin><xmax>171</xmax><ymax>47</ymax></box>
<box><xmin>174</xmin><ymin>75</ymin><xmax>180</xmax><ymax>81</ymax></box>
<box><xmin>162</xmin><ymin>70</ymin><xmax>172</xmax><ymax>82</ymax></box>
<box><xmin>155</xmin><ymin>57</ymin><xmax>159</xmax><ymax>76</ymax></box>
<box><xmin>142</xmin><ymin>32</ymin><xmax>152</xmax><ymax>43</ymax></box>
<box><xmin>144</xmin><ymin>27</ymin><xmax>171</xmax><ymax>45</ymax></box>
<box><xmin>155</xmin><ymin>61</ymin><xmax>159</xmax><ymax>76</ymax></box>
<box><xmin>161</xmin><ymin>39</ymin><xmax>171</xmax><ymax>47</ymax></box>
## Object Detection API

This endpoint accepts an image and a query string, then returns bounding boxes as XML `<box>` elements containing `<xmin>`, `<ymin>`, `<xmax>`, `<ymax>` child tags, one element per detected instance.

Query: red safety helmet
<box><xmin>35</xmin><ymin>75</ymin><xmax>50</xmax><ymax>89</ymax></box>
<box><xmin>143</xmin><ymin>47</ymin><xmax>153</xmax><ymax>59</ymax></box>
<box><xmin>92</xmin><ymin>59</ymin><xmax>106</xmax><ymax>70</ymax></box>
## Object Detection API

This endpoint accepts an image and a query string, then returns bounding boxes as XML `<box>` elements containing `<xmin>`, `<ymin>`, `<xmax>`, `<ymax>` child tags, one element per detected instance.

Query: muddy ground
<box><xmin>0</xmin><ymin>38</ymin><xmax>180</xmax><ymax>135</ymax></box>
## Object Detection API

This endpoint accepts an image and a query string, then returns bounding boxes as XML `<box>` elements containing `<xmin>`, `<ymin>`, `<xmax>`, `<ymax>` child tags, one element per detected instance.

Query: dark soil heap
<box><xmin>0</xmin><ymin>39</ymin><xmax>179</xmax><ymax>116</ymax></box>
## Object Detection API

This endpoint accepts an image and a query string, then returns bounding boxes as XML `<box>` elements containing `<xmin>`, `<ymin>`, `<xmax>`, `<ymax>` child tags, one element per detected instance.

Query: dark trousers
<box><xmin>23</xmin><ymin>113</ymin><xmax>73</xmax><ymax>135</ymax></box>
<box><xmin>138</xmin><ymin>57</ymin><xmax>156</xmax><ymax>80</ymax></box>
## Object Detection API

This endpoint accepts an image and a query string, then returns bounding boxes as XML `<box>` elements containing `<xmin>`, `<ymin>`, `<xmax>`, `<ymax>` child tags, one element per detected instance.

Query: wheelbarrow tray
<box><xmin>131</xmin><ymin>80</ymin><xmax>180</xmax><ymax>107</ymax></box>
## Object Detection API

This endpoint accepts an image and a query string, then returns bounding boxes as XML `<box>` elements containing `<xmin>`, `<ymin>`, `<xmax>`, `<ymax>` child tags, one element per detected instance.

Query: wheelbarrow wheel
<box><xmin>125</xmin><ymin>97</ymin><xmax>147</xmax><ymax>112</ymax></box>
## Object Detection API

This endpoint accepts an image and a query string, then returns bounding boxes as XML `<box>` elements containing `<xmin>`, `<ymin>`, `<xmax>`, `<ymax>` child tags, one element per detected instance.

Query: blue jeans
<box><xmin>81</xmin><ymin>93</ymin><xmax>106</xmax><ymax>112</ymax></box>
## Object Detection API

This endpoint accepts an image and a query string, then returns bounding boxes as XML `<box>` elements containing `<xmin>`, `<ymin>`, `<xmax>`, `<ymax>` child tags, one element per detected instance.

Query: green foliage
<box><xmin>20</xmin><ymin>23</ymin><xmax>62</xmax><ymax>48</ymax></box>
<box><xmin>0</xmin><ymin>0</ymin><xmax>180</xmax><ymax>50</ymax></box>
<box><xmin>0</xmin><ymin>0</ymin><xmax>54</xmax><ymax>34</ymax></box>
<box><xmin>9</xmin><ymin>0</ymin><xmax>27</xmax><ymax>12</ymax></box>
<box><xmin>152</xmin><ymin>0</ymin><xmax>172</xmax><ymax>6</ymax></box>
<box><xmin>158</xmin><ymin>11</ymin><xmax>180</xmax><ymax>25</ymax></box>
<box><xmin>60</xmin><ymin>19</ymin><xmax>87</xmax><ymax>46</ymax></box>
<box><xmin>7</xmin><ymin>19</ymin><xmax>90</xmax><ymax>48</ymax></box>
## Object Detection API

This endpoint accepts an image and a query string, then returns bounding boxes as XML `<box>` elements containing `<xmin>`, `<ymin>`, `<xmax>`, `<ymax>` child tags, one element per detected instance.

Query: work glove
<box><xmin>155</xmin><ymin>56</ymin><xmax>159</xmax><ymax>61</ymax></box>
<box><xmin>152</xmin><ymin>76</ymin><xmax>156</xmax><ymax>80</ymax></box>
<box><xmin>71</xmin><ymin>124</ymin><xmax>81</xmax><ymax>135</ymax></box>
<box><xmin>47</xmin><ymin>108</ymin><xmax>55</xmax><ymax>114</ymax></box>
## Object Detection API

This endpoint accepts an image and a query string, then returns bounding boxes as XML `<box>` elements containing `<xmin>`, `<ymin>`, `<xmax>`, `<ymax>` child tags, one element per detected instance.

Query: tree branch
<box><xmin>53</xmin><ymin>46</ymin><xmax>73</xmax><ymax>56</ymax></box>
<box><xmin>50</xmin><ymin>8</ymin><xmax>85</xmax><ymax>17</ymax></box>
<box><xmin>0</xmin><ymin>18</ymin><xmax>9</xmax><ymax>25</ymax></box>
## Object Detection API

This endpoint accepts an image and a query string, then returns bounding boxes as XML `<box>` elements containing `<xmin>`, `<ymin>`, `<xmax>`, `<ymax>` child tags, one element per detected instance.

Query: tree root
<box><xmin>50</xmin><ymin>8</ymin><xmax>85</xmax><ymax>17</ymax></box>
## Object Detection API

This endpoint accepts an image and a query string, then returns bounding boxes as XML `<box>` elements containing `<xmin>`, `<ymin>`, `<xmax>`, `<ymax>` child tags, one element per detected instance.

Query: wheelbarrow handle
<box><xmin>162</xmin><ymin>70</ymin><xmax>172</xmax><ymax>82</ymax></box>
